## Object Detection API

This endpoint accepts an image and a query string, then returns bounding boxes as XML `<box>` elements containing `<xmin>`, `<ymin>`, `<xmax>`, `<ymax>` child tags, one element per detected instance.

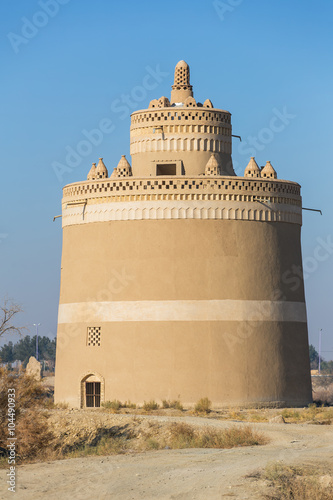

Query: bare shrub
<box><xmin>168</xmin><ymin>423</ymin><xmax>195</xmax><ymax>448</ymax></box>
<box><xmin>162</xmin><ymin>400</ymin><xmax>183</xmax><ymax>411</ymax></box>
<box><xmin>102</xmin><ymin>400</ymin><xmax>123</xmax><ymax>411</ymax></box>
<box><xmin>313</xmin><ymin>383</ymin><xmax>333</xmax><ymax>406</ymax></box>
<box><xmin>0</xmin><ymin>367</ymin><xmax>54</xmax><ymax>460</ymax></box>
<box><xmin>68</xmin><ymin>435</ymin><xmax>129</xmax><ymax>458</ymax></box>
<box><xmin>124</xmin><ymin>401</ymin><xmax>136</xmax><ymax>409</ymax></box>
<box><xmin>171</xmin><ymin>400</ymin><xmax>184</xmax><ymax>411</ymax></box>
<box><xmin>263</xmin><ymin>462</ymin><xmax>333</xmax><ymax>499</ymax></box>
<box><xmin>0</xmin><ymin>299</ymin><xmax>26</xmax><ymax>339</ymax></box>
<box><xmin>194</xmin><ymin>397</ymin><xmax>212</xmax><ymax>414</ymax></box>
<box><xmin>168</xmin><ymin>423</ymin><xmax>267</xmax><ymax>449</ymax></box>
<box><xmin>281</xmin><ymin>404</ymin><xmax>333</xmax><ymax>424</ymax></box>
<box><xmin>143</xmin><ymin>400</ymin><xmax>159</xmax><ymax>411</ymax></box>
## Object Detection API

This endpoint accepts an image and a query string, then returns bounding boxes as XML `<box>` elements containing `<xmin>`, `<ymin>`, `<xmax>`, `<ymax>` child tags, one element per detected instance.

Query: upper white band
<box><xmin>62</xmin><ymin>199</ymin><xmax>301</xmax><ymax>227</ymax></box>
<box><xmin>58</xmin><ymin>299</ymin><xmax>307</xmax><ymax>324</ymax></box>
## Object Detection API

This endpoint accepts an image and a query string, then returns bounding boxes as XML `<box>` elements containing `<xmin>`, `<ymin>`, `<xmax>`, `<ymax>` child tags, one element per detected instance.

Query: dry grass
<box><xmin>0</xmin><ymin>367</ymin><xmax>54</xmax><ymax>461</ymax></box>
<box><xmin>44</xmin><ymin>401</ymin><xmax>69</xmax><ymax>410</ymax></box>
<box><xmin>194</xmin><ymin>397</ymin><xmax>212</xmax><ymax>414</ymax></box>
<box><xmin>67</xmin><ymin>434</ymin><xmax>131</xmax><ymax>458</ymax></box>
<box><xmin>143</xmin><ymin>400</ymin><xmax>159</xmax><ymax>411</ymax></box>
<box><xmin>102</xmin><ymin>400</ymin><xmax>122</xmax><ymax>411</ymax></box>
<box><xmin>102</xmin><ymin>400</ymin><xmax>136</xmax><ymax>411</ymax></box>
<box><xmin>61</xmin><ymin>421</ymin><xmax>268</xmax><ymax>458</ymax></box>
<box><xmin>150</xmin><ymin>422</ymin><xmax>268</xmax><ymax>450</ymax></box>
<box><xmin>162</xmin><ymin>400</ymin><xmax>184</xmax><ymax>411</ymax></box>
<box><xmin>281</xmin><ymin>404</ymin><xmax>333</xmax><ymax>424</ymax></box>
<box><xmin>213</xmin><ymin>405</ymin><xmax>333</xmax><ymax>424</ymax></box>
<box><xmin>313</xmin><ymin>383</ymin><xmax>333</xmax><ymax>406</ymax></box>
<box><xmin>263</xmin><ymin>462</ymin><xmax>333</xmax><ymax>499</ymax></box>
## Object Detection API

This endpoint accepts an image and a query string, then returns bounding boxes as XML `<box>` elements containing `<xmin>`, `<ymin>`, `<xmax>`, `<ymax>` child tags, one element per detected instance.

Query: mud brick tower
<box><xmin>54</xmin><ymin>60</ymin><xmax>312</xmax><ymax>408</ymax></box>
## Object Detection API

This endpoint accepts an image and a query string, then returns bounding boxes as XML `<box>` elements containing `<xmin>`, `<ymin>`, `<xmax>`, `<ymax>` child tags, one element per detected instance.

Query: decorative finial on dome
<box><xmin>170</xmin><ymin>60</ymin><xmax>193</xmax><ymax>105</ymax></box>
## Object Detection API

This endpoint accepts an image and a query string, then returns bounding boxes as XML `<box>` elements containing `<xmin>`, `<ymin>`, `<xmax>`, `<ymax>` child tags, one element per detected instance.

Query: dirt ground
<box><xmin>1</xmin><ymin>414</ymin><xmax>333</xmax><ymax>500</ymax></box>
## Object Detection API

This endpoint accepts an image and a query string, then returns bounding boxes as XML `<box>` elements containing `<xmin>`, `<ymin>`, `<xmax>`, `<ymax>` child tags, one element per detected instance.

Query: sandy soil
<box><xmin>1</xmin><ymin>415</ymin><xmax>332</xmax><ymax>500</ymax></box>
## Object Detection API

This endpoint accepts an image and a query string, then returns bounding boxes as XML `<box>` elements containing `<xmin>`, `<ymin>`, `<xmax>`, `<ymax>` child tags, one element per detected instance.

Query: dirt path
<box><xmin>2</xmin><ymin>416</ymin><xmax>332</xmax><ymax>500</ymax></box>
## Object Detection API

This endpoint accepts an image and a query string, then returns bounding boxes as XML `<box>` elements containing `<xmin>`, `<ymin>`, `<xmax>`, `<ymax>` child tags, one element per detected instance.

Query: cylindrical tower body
<box><xmin>54</xmin><ymin>61</ymin><xmax>312</xmax><ymax>409</ymax></box>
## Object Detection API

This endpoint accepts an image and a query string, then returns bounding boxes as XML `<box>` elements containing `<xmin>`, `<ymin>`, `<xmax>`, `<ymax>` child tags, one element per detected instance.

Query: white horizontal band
<box><xmin>62</xmin><ymin>200</ymin><xmax>301</xmax><ymax>227</ymax></box>
<box><xmin>58</xmin><ymin>299</ymin><xmax>307</xmax><ymax>324</ymax></box>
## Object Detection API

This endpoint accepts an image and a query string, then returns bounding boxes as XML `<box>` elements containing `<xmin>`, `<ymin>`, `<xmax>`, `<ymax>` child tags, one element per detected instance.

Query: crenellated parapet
<box><xmin>62</xmin><ymin>174</ymin><xmax>302</xmax><ymax>227</ymax></box>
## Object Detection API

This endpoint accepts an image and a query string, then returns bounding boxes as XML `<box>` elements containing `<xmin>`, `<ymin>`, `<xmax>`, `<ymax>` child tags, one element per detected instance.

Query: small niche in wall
<box><xmin>156</xmin><ymin>164</ymin><xmax>177</xmax><ymax>176</ymax></box>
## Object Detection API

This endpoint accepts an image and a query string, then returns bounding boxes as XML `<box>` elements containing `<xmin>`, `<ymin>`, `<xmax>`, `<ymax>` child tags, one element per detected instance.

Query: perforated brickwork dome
<box><xmin>174</xmin><ymin>60</ymin><xmax>191</xmax><ymax>86</ymax></box>
<box><xmin>95</xmin><ymin>157</ymin><xmax>108</xmax><ymax>179</ymax></box>
<box><xmin>87</xmin><ymin>162</ymin><xmax>97</xmax><ymax>180</ymax></box>
<box><xmin>261</xmin><ymin>161</ymin><xmax>277</xmax><ymax>179</ymax></box>
<box><xmin>244</xmin><ymin>157</ymin><xmax>261</xmax><ymax>178</ymax></box>
<box><xmin>205</xmin><ymin>153</ymin><xmax>221</xmax><ymax>176</ymax></box>
<box><xmin>170</xmin><ymin>60</ymin><xmax>193</xmax><ymax>104</ymax></box>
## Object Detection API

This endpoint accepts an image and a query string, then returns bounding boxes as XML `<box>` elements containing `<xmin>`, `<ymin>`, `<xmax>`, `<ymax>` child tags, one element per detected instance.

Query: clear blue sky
<box><xmin>1</xmin><ymin>0</ymin><xmax>332</xmax><ymax>359</ymax></box>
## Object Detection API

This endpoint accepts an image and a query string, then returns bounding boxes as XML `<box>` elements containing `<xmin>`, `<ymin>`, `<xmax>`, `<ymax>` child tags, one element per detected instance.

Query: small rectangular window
<box><xmin>87</xmin><ymin>327</ymin><xmax>101</xmax><ymax>346</ymax></box>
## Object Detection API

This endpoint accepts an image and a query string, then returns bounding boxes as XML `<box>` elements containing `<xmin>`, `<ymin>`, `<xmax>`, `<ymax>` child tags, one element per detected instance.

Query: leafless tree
<box><xmin>0</xmin><ymin>299</ymin><xmax>26</xmax><ymax>339</ymax></box>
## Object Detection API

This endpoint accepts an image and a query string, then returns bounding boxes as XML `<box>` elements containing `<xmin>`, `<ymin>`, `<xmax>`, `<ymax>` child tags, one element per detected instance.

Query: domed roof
<box><xmin>261</xmin><ymin>161</ymin><xmax>277</xmax><ymax>179</ymax></box>
<box><xmin>175</xmin><ymin>60</ymin><xmax>189</xmax><ymax>68</ymax></box>
<box><xmin>184</xmin><ymin>96</ymin><xmax>197</xmax><ymax>107</ymax></box>
<box><xmin>244</xmin><ymin>157</ymin><xmax>260</xmax><ymax>177</ymax></box>
<box><xmin>205</xmin><ymin>153</ymin><xmax>221</xmax><ymax>176</ymax></box>
<box><xmin>87</xmin><ymin>162</ymin><xmax>96</xmax><ymax>180</ymax></box>
<box><xmin>117</xmin><ymin>155</ymin><xmax>131</xmax><ymax>170</ymax></box>
<box><xmin>203</xmin><ymin>99</ymin><xmax>213</xmax><ymax>108</ymax></box>
<box><xmin>96</xmin><ymin>157</ymin><xmax>108</xmax><ymax>178</ymax></box>
<box><xmin>113</xmin><ymin>155</ymin><xmax>132</xmax><ymax>178</ymax></box>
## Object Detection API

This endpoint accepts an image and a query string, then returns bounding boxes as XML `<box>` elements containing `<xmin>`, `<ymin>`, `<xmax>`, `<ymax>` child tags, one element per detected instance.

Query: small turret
<box><xmin>95</xmin><ymin>158</ymin><xmax>108</xmax><ymax>179</ymax></box>
<box><xmin>158</xmin><ymin>96</ymin><xmax>170</xmax><ymax>108</ymax></box>
<box><xmin>244</xmin><ymin>157</ymin><xmax>261</xmax><ymax>178</ymax></box>
<box><xmin>116</xmin><ymin>155</ymin><xmax>132</xmax><ymax>177</ymax></box>
<box><xmin>87</xmin><ymin>163</ymin><xmax>97</xmax><ymax>180</ymax></box>
<box><xmin>170</xmin><ymin>60</ymin><xmax>193</xmax><ymax>105</ymax></box>
<box><xmin>203</xmin><ymin>99</ymin><xmax>213</xmax><ymax>108</ymax></box>
<box><xmin>205</xmin><ymin>153</ymin><xmax>221</xmax><ymax>176</ymax></box>
<box><xmin>111</xmin><ymin>155</ymin><xmax>132</xmax><ymax>178</ymax></box>
<box><xmin>261</xmin><ymin>161</ymin><xmax>277</xmax><ymax>179</ymax></box>
<box><xmin>184</xmin><ymin>96</ymin><xmax>197</xmax><ymax>107</ymax></box>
